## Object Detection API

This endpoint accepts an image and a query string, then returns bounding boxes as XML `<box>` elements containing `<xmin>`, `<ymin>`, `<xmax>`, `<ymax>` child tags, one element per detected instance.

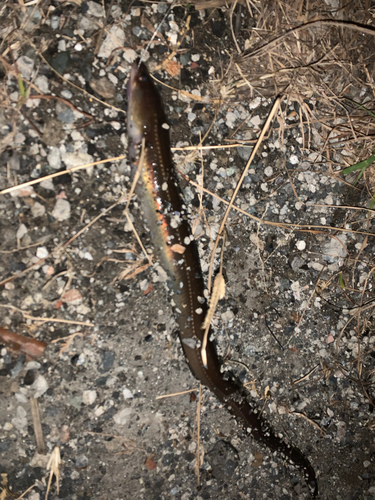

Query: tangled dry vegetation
<box><xmin>215</xmin><ymin>0</ymin><xmax>375</xmax><ymax>406</ymax></box>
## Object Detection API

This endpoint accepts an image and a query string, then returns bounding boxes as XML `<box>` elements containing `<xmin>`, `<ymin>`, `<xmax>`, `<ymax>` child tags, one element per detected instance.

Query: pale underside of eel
<box><xmin>126</xmin><ymin>58</ymin><xmax>318</xmax><ymax>497</ymax></box>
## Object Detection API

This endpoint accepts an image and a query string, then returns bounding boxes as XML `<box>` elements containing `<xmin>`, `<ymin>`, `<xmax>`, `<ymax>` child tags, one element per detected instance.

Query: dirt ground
<box><xmin>1</xmin><ymin>1</ymin><xmax>375</xmax><ymax>499</ymax></box>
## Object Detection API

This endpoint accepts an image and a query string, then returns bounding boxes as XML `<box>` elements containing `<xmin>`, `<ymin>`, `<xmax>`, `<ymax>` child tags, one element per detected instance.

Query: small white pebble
<box><xmin>36</xmin><ymin>247</ymin><xmax>49</xmax><ymax>259</ymax></box>
<box><xmin>289</xmin><ymin>154</ymin><xmax>299</xmax><ymax>165</ymax></box>
<box><xmin>82</xmin><ymin>390</ymin><xmax>97</xmax><ymax>405</ymax></box>
<box><xmin>123</xmin><ymin>388</ymin><xmax>134</xmax><ymax>400</ymax></box>
<box><xmin>296</xmin><ymin>240</ymin><xmax>306</xmax><ymax>251</ymax></box>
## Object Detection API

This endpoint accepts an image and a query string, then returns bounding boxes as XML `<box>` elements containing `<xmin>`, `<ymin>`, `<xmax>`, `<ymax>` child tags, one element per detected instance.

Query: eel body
<box><xmin>127</xmin><ymin>58</ymin><xmax>318</xmax><ymax>496</ymax></box>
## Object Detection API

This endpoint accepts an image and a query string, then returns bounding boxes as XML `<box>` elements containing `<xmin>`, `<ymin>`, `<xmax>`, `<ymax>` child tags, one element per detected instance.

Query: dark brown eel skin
<box><xmin>127</xmin><ymin>58</ymin><xmax>318</xmax><ymax>497</ymax></box>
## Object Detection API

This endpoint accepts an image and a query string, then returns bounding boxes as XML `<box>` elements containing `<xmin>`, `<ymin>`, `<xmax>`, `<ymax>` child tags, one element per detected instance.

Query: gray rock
<box><xmin>52</xmin><ymin>199</ymin><xmax>71</xmax><ymax>221</ymax></box>
<box><xmin>61</xmin><ymin>89</ymin><xmax>73</xmax><ymax>99</ymax></box>
<box><xmin>31</xmin><ymin>202</ymin><xmax>46</xmax><ymax>218</ymax></box>
<box><xmin>50</xmin><ymin>15</ymin><xmax>60</xmax><ymax>30</ymax></box>
<box><xmin>98</xmin><ymin>26</ymin><xmax>125</xmax><ymax>59</ymax></box>
<box><xmin>113</xmin><ymin>407</ymin><xmax>132</xmax><ymax>425</ymax></box>
<box><xmin>31</xmin><ymin>375</ymin><xmax>49</xmax><ymax>398</ymax></box>
<box><xmin>16</xmin><ymin>55</ymin><xmax>34</xmax><ymax>79</ymax></box>
<box><xmin>237</xmin><ymin>146</ymin><xmax>253</xmax><ymax>161</ymax></box>
<box><xmin>34</xmin><ymin>75</ymin><xmax>49</xmax><ymax>94</ymax></box>
<box><xmin>47</xmin><ymin>147</ymin><xmax>61</xmax><ymax>170</ymax></box>
<box><xmin>87</xmin><ymin>0</ymin><xmax>105</xmax><ymax>17</ymax></box>
<box><xmin>99</xmin><ymin>351</ymin><xmax>115</xmax><ymax>373</ymax></box>
<box><xmin>14</xmin><ymin>133</ymin><xmax>26</xmax><ymax>145</ymax></box>
<box><xmin>291</xmin><ymin>256</ymin><xmax>306</xmax><ymax>272</ymax></box>
<box><xmin>57</xmin><ymin>107</ymin><xmax>75</xmax><ymax>124</ymax></box>
<box><xmin>323</xmin><ymin>234</ymin><xmax>348</xmax><ymax>263</ymax></box>
<box><xmin>11</xmin><ymin>406</ymin><xmax>28</xmax><ymax>431</ymax></box>
<box><xmin>16</xmin><ymin>224</ymin><xmax>28</xmax><ymax>240</ymax></box>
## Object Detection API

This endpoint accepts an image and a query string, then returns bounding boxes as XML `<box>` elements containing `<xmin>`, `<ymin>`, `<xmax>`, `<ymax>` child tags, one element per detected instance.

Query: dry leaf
<box><xmin>145</xmin><ymin>456</ymin><xmax>157</xmax><ymax>471</ymax></box>
<box><xmin>61</xmin><ymin>289</ymin><xmax>83</xmax><ymax>305</ymax></box>
<box><xmin>162</xmin><ymin>59</ymin><xmax>179</xmax><ymax>77</ymax></box>
<box><xmin>0</xmin><ymin>328</ymin><xmax>46</xmax><ymax>358</ymax></box>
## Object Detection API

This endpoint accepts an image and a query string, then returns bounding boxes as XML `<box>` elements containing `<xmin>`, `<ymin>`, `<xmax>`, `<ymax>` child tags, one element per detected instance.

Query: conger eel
<box><xmin>126</xmin><ymin>58</ymin><xmax>318</xmax><ymax>497</ymax></box>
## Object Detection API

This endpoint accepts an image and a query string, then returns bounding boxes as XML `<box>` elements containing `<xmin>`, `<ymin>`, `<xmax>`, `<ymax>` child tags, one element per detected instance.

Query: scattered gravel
<box><xmin>1</xmin><ymin>2</ymin><xmax>375</xmax><ymax>500</ymax></box>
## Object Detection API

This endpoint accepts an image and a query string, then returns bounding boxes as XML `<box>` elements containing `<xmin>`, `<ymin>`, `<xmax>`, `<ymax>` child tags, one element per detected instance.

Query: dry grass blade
<box><xmin>208</xmin><ymin>97</ymin><xmax>281</xmax><ymax>291</ymax></box>
<box><xmin>201</xmin><ymin>273</ymin><xmax>225</xmax><ymax>368</ymax></box>
<box><xmin>178</xmin><ymin>171</ymin><xmax>375</xmax><ymax>238</ymax></box>
<box><xmin>242</xmin><ymin>20</ymin><xmax>375</xmax><ymax>62</ymax></box>
<box><xmin>30</xmin><ymin>398</ymin><xmax>46</xmax><ymax>455</ymax></box>
<box><xmin>155</xmin><ymin>388</ymin><xmax>199</xmax><ymax>400</ymax></box>
<box><xmin>45</xmin><ymin>446</ymin><xmax>61</xmax><ymax>499</ymax></box>
<box><xmin>292</xmin><ymin>365</ymin><xmax>319</xmax><ymax>386</ymax></box>
<box><xmin>0</xmin><ymin>156</ymin><xmax>127</xmax><ymax>196</ymax></box>
<box><xmin>0</xmin><ymin>473</ymin><xmax>17</xmax><ymax>500</ymax></box>
<box><xmin>193</xmin><ymin>0</ymin><xmax>246</xmax><ymax>8</ymax></box>
<box><xmin>15</xmin><ymin>482</ymin><xmax>38</xmax><ymax>500</ymax></box>
<box><xmin>290</xmin><ymin>411</ymin><xmax>326</xmax><ymax>436</ymax></box>
<box><xmin>124</xmin><ymin>137</ymin><xmax>145</xmax><ymax>214</ymax></box>
<box><xmin>115</xmin><ymin>260</ymin><xmax>151</xmax><ymax>282</ymax></box>
<box><xmin>0</xmin><ymin>304</ymin><xmax>93</xmax><ymax>328</ymax></box>
<box><xmin>51</xmin><ymin>332</ymin><xmax>85</xmax><ymax>357</ymax></box>
<box><xmin>122</xmin><ymin>138</ymin><xmax>152</xmax><ymax>265</ymax></box>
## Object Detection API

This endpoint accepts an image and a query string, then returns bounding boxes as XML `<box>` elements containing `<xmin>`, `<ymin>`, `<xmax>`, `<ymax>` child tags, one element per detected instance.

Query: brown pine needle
<box><xmin>30</xmin><ymin>398</ymin><xmax>46</xmax><ymax>455</ymax></box>
<box><xmin>155</xmin><ymin>387</ymin><xmax>199</xmax><ymax>400</ymax></box>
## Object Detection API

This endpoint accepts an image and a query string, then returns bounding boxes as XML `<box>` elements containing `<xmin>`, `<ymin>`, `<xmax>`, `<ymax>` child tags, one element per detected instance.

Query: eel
<box><xmin>127</xmin><ymin>58</ymin><xmax>318</xmax><ymax>497</ymax></box>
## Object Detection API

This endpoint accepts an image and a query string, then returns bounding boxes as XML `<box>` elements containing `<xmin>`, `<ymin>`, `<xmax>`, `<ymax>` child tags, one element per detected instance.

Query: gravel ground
<box><xmin>1</xmin><ymin>2</ymin><xmax>375</xmax><ymax>499</ymax></box>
